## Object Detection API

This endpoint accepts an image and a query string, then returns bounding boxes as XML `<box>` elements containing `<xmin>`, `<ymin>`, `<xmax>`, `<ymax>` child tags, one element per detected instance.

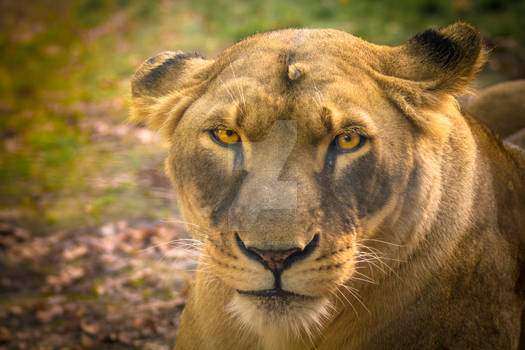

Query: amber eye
<box><xmin>335</xmin><ymin>132</ymin><xmax>364</xmax><ymax>152</ymax></box>
<box><xmin>211</xmin><ymin>128</ymin><xmax>240</xmax><ymax>145</ymax></box>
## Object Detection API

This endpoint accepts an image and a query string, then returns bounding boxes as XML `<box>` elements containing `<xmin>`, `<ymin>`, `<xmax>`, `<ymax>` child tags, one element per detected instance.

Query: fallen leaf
<box><xmin>80</xmin><ymin>319</ymin><xmax>100</xmax><ymax>335</ymax></box>
<box><xmin>81</xmin><ymin>333</ymin><xmax>97</xmax><ymax>347</ymax></box>
<box><xmin>36</xmin><ymin>304</ymin><xmax>63</xmax><ymax>322</ymax></box>
<box><xmin>100</xmin><ymin>223</ymin><xmax>116</xmax><ymax>236</ymax></box>
<box><xmin>0</xmin><ymin>327</ymin><xmax>12</xmax><ymax>342</ymax></box>
<box><xmin>46</xmin><ymin>266</ymin><xmax>85</xmax><ymax>289</ymax></box>
<box><xmin>9</xmin><ymin>306</ymin><xmax>23</xmax><ymax>315</ymax></box>
<box><xmin>63</xmin><ymin>245</ymin><xmax>88</xmax><ymax>261</ymax></box>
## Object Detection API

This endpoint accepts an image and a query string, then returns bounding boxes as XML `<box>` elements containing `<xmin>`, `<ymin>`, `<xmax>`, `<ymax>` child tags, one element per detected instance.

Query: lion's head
<box><xmin>130</xmin><ymin>23</ymin><xmax>488</xmax><ymax>346</ymax></box>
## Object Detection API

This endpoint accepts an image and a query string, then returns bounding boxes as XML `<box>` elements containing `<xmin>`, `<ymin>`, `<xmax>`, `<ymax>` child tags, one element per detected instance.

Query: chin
<box><xmin>226</xmin><ymin>290</ymin><xmax>332</xmax><ymax>348</ymax></box>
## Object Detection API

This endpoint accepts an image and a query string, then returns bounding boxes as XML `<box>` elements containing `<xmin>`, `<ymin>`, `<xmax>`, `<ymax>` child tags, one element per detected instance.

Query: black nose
<box><xmin>235</xmin><ymin>233</ymin><xmax>319</xmax><ymax>274</ymax></box>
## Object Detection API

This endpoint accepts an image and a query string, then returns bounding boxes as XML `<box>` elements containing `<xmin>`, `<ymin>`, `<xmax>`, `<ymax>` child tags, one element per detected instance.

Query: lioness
<box><xmin>130</xmin><ymin>23</ymin><xmax>525</xmax><ymax>349</ymax></box>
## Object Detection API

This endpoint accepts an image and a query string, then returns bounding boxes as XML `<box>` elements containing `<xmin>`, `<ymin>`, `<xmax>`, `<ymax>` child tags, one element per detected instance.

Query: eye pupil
<box><xmin>335</xmin><ymin>132</ymin><xmax>365</xmax><ymax>153</ymax></box>
<box><xmin>211</xmin><ymin>128</ymin><xmax>240</xmax><ymax>146</ymax></box>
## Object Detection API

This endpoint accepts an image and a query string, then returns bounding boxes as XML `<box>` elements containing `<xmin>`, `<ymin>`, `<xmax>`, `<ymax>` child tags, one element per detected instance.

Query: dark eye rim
<box><xmin>332</xmin><ymin>132</ymin><xmax>367</xmax><ymax>153</ymax></box>
<box><xmin>207</xmin><ymin>127</ymin><xmax>242</xmax><ymax>147</ymax></box>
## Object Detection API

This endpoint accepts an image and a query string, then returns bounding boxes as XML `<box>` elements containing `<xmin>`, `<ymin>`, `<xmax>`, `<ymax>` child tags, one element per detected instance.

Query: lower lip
<box><xmin>237</xmin><ymin>289</ymin><xmax>310</xmax><ymax>298</ymax></box>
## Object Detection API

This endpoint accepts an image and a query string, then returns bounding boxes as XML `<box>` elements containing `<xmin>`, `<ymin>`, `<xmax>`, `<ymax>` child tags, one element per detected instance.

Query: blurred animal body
<box><xmin>462</xmin><ymin>79</ymin><xmax>525</xmax><ymax>149</ymax></box>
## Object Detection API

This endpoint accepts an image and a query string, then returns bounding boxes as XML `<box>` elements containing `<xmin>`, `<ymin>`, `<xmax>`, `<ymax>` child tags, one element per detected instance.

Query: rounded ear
<box><xmin>372</xmin><ymin>23</ymin><xmax>488</xmax><ymax>131</ymax></box>
<box><xmin>388</xmin><ymin>22</ymin><xmax>488</xmax><ymax>95</ymax></box>
<box><xmin>130</xmin><ymin>51</ymin><xmax>214</xmax><ymax>137</ymax></box>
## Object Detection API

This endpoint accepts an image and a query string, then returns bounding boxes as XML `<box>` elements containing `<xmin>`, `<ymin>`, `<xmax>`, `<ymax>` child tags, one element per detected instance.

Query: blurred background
<box><xmin>0</xmin><ymin>0</ymin><xmax>523</xmax><ymax>348</ymax></box>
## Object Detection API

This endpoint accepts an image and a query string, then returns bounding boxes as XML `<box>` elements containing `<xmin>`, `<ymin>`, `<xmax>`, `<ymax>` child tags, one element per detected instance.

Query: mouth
<box><xmin>228</xmin><ymin>288</ymin><xmax>330</xmax><ymax>337</ymax></box>
<box><xmin>237</xmin><ymin>288</ymin><xmax>315</xmax><ymax>299</ymax></box>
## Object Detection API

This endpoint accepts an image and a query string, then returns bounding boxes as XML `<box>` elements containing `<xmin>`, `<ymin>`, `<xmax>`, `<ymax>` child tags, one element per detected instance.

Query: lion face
<box><xmin>130</xmin><ymin>25</ymin><xmax>486</xmax><ymax>341</ymax></box>
<box><xmin>165</xmin><ymin>59</ymin><xmax>426</xmax><ymax>337</ymax></box>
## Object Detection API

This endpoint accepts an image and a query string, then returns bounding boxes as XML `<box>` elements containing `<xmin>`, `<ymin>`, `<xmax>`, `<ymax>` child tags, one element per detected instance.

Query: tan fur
<box><xmin>130</xmin><ymin>23</ymin><xmax>525</xmax><ymax>349</ymax></box>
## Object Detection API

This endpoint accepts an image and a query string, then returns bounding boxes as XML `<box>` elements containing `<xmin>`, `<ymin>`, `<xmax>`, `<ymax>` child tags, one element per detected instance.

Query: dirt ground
<box><xmin>1</xmin><ymin>218</ymin><xmax>199</xmax><ymax>349</ymax></box>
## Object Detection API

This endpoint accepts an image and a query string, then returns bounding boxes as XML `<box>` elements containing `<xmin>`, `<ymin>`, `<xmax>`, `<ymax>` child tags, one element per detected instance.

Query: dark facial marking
<box><xmin>320</xmin><ymin>107</ymin><xmax>334</xmax><ymax>133</ymax></box>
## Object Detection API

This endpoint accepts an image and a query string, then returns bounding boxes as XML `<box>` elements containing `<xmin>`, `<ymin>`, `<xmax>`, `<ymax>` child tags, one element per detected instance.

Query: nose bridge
<box><xmin>242</xmin><ymin>124</ymin><xmax>318</xmax><ymax>211</ymax></box>
<box><xmin>232</xmin><ymin>174</ymin><xmax>306</xmax><ymax>249</ymax></box>
<box><xmin>253</xmin><ymin>209</ymin><xmax>301</xmax><ymax>245</ymax></box>
<box><xmin>230</xmin><ymin>130</ymin><xmax>319</xmax><ymax>250</ymax></box>
<box><xmin>234</xmin><ymin>120</ymin><xmax>298</xmax><ymax>222</ymax></box>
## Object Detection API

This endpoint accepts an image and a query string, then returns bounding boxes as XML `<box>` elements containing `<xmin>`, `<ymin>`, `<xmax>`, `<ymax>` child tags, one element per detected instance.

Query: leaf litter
<box><xmin>0</xmin><ymin>220</ymin><xmax>197</xmax><ymax>349</ymax></box>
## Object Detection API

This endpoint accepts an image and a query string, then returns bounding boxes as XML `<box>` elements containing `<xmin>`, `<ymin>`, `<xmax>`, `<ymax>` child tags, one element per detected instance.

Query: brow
<box><xmin>330</xmin><ymin>107</ymin><xmax>376</xmax><ymax>136</ymax></box>
<box><xmin>202</xmin><ymin>104</ymin><xmax>239</xmax><ymax>129</ymax></box>
<box><xmin>320</xmin><ymin>106</ymin><xmax>334</xmax><ymax>132</ymax></box>
<box><xmin>234</xmin><ymin>102</ymin><xmax>246</xmax><ymax>129</ymax></box>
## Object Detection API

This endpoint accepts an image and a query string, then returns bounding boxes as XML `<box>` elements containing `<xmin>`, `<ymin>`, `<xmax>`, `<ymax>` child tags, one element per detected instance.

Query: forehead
<box><xmin>185</xmin><ymin>31</ymin><xmax>391</xmax><ymax>141</ymax></box>
<box><xmin>203</xmin><ymin>72</ymin><xmax>382</xmax><ymax>141</ymax></box>
<box><xmin>211</xmin><ymin>28</ymin><xmax>380</xmax><ymax>86</ymax></box>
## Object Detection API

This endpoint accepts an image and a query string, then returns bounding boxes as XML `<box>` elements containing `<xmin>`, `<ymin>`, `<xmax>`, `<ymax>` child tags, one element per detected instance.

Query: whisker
<box><xmin>349</xmin><ymin>275</ymin><xmax>377</xmax><ymax>285</ymax></box>
<box><xmin>310</xmin><ymin>76</ymin><xmax>323</xmax><ymax>107</ymax></box>
<box><xmin>352</xmin><ymin>270</ymin><xmax>377</xmax><ymax>284</ymax></box>
<box><xmin>160</xmin><ymin>218</ymin><xmax>214</xmax><ymax>235</ymax></box>
<box><xmin>228</xmin><ymin>57</ymin><xmax>246</xmax><ymax>109</ymax></box>
<box><xmin>334</xmin><ymin>287</ymin><xmax>358</xmax><ymax>319</ymax></box>
<box><xmin>357</xmin><ymin>238</ymin><xmax>404</xmax><ymax>247</ymax></box>
<box><xmin>356</xmin><ymin>244</ymin><xmax>404</xmax><ymax>263</ymax></box>
<box><xmin>329</xmin><ymin>289</ymin><xmax>344</xmax><ymax>307</ymax></box>
<box><xmin>355</xmin><ymin>244</ymin><xmax>401</xmax><ymax>277</ymax></box>
<box><xmin>218</xmin><ymin>75</ymin><xmax>237</xmax><ymax>104</ymax></box>
<box><xmin>355</xmin><ymin>258</ymin><xmax>386</xmax><ymax>273</ymax></box>
<box><xmin>301</xmin><ymin>319</ymin><xmax>317</xmax><ymax>350</ymax></box>
<box><xmin>339</xmin><ymin>284</ymin><xmax>370</xmax><ymax>315</ymax></box>
<box><xmin>140</xmin><ymin>238</ymin><xmax>205</xmax><ymax>253</ymax></box>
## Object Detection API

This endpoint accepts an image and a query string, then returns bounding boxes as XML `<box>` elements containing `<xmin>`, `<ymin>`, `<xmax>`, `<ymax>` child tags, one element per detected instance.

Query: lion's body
<box><xmin>462</xmin><ymin>80</ymin><xmax>525</xmax><ymax>149</ymax></box>
<box><xmin>131</xmin><ymin>24</ymin><xmax>525</xmax><ymax>349</ymax></box>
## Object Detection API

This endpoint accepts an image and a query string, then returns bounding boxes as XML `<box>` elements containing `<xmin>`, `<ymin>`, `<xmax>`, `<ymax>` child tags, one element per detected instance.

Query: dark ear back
<box><xmin>132</xmin><ymin>51</ymin><xmax>206</xmax><ymax>98</ymax></box>
<box><xmin>373</xmin><ymin>23</ymin><xmax>487</xmax><ymax>130</ymax></box>
<box><xmin>130</xmin><ymin>51</ymin><xmax>213</xmax><ymax>136</ymax></box>
<box><xmin>388</xmin><ymin>22</ymin><xmax>487</xmax><ymax>95</ymax></box>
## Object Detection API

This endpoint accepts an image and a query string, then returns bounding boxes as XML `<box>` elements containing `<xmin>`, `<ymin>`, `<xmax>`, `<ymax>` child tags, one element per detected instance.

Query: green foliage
<box><xmin>190</xmin><ymin>0</ymin><xmax>524</xmax><ymax>45</ymax></box>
